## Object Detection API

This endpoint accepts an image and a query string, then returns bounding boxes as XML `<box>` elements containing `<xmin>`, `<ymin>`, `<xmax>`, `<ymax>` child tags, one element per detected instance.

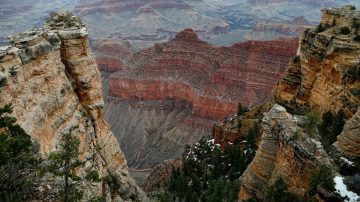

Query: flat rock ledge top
<box><xmin>0</xmin><ymin>11</ymin><xmax>88</xmax><ymax>65</ymax></box>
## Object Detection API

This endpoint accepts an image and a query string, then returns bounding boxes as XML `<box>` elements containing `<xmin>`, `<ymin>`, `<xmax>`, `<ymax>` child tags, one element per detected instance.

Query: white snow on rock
<box><xmin>340</xmin><ymin>157</ymin><xmax>354</xmax><ymax>166</ymax></box>
<box><xmin>334</xmin><ymin>176</ymin><xmax>360</xmax><ymax>202</ymax></box>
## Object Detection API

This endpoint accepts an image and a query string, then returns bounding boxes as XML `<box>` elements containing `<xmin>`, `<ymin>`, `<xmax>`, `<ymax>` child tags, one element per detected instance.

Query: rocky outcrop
<box><xmin>333</xmin><ymin>108</ymin><xmax>360</xmax><ymax>159</ymax></box>
<box><xmin>239</xmin><ymin>105</ymin><xmax>331</xmax><ymax>200</ymax></box>
<box><xmin>238</xmin><ymin>6</ymin><xmax>360</xmax><ymax>200</ymax></box>
<box><xmin>276</xmin><ymin>6</ymin><xmax>360</xmax><ymax>118</ymax></box>
<box><xmin>0</xmin><ymin>12</ymin><xmax>147</xmax><ymax>201</ymax></box>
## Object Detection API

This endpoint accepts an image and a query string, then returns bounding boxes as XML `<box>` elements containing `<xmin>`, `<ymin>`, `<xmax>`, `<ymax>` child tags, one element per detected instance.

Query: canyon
<box><xmin>103</xmin><ymin>28</ymin><xmax>298</xmax><ymax>182</ymax></box>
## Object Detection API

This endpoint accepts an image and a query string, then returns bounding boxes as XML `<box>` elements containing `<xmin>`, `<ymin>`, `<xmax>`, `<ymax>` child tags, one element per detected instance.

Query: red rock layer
<box><xmin>109</xmin><ymin>29</ymin><xmax>298</xmax><ymax>120</ymax></box>
<box><xmin>92</xmin><ymin>38</ymin><xmax>134</xmax><ymax>72</ymax></box>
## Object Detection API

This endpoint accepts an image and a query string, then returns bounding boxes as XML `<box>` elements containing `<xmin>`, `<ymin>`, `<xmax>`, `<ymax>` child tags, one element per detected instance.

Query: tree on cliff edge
<box><xmin>0</xmin><ymin>104</ymin><xmax>38</xmax><ymax>201</ymax></box>
<box><xmin>44</xmin><ymin>126</ymin><xmax>101</xmax><ymax>202</ymax></box>
<box><xmin>44</xmin><ymin>127</ymin><xmax>84</xmax><ymax>202</ymax></box>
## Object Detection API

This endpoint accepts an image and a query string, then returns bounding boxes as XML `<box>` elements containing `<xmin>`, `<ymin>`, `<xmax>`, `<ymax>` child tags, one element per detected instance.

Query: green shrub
<box><xmin>309</xmin><ymin>165</ymin><xmax>335</xmax><ymax>195</ymax></box>
<box><xmin>354</xmin><ymin>35</ymin><xmax>360</xmax><ymax>42</ymax></box>
<box><xmin>0</xmin><ymin>104</ymin><xmax>38</xmax><ymax>201</ymax></box>
<box><xmin>305</xmin><ymin>110</ymin><xmax>320</xmax><ymax>138</ymax></box>
<box><xmin>266</xmin><ymin>177</ymin><xmax>297</xmax><ymax>202</ymax></box>
<box><xmin>292</xmin><ymin>56</ymin><xmax>300</xmax><ymax>63</ymax></box>
<box><xmin>316</xmin><ymin>23</ymin><xmax>325</xmax><ymax>33</ymax></box>
<box><xmin>340</xmin><ymin>27</ymin><xmax>351</xmax><ymax>35</ymax></box>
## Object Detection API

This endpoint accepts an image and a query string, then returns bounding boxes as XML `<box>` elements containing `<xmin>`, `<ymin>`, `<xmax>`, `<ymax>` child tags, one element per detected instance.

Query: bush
<box><xmin>266</xmin><ymin>177</ymin><xmax>297</xmax><ymax>202</ymax></box>
<box><xmin>0</xmin><ymin>104</ymin><xmax>38</xmax><ymax>201</ymax></box>
<box><xmin>316</xmin><ymin>23</ymin><xmax>325</xmax><ymax>33</ymax></box>
<box><xmin>292</xmin><ymin>56</ymin><xmax>301</xmax><ymax>63</ymax></box>
<box><xmin>309</xmin><ymin>165</ymin><xmax>335</xmax><ymax>195</ymax></box>
<box><xmin>354</xmin><ymin>35</ymin><xmax>360</xmax><ymax>42</ymax></box>
<box><xmin>305</xmin><ymin>111</ymin><xmax>320</xmax><ymax>138</ymax></box>
<box><xmin>340</xmin><ymin>27</ymin><xmax>351</xmax><ymax>35</ymax></box>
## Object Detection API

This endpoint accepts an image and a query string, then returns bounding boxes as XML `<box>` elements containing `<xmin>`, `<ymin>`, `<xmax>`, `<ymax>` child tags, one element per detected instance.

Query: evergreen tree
<box><xmin>0</xmin><ymin>104</ymin><xmax>38</xmax><ymax>201</ymax></box>
<box><xmin>309</xmin><ymin>165</ymin><xmax>335</xmax><ymax>195</ymax></box>
<box><xmin>305</xmin><ymin>111</ymin><xmax>320</xmax><ymax>138</ymax></box>
<box><xmin>266</xmin><ymin>177</ymin><xmax>297</xmax><ymax>202</ymax></box>
<box><xmin>44</xmin><ymin>127</ymin><xmax>85</xmax><ymax>202</ymax></box>
<box><xmin>237</xmin><ymin>103</ymin><xmax>247</xmax><ymax>116</ymax></box>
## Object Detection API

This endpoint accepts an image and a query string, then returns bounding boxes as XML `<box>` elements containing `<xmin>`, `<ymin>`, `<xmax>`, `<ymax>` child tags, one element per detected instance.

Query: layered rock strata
<box><xmin>276</xmin><ymin>6</ymin><xmax>360</xmax><ymax>118</ymax></box>
<box><xmin>238</xmin><ymin>6</ymin><xmax>360</xmax><ymax>200</ymax></box>
<box><xmin>105</xmin><ymin>29</ymin><xmax>297</xmax><ymax>172</ymax></box>
<box><xmin>239</xmin><ymin>104</ymin><xmax>331</xmax><ymax>200</ymax></box>
<box><xmin>0</xmin><ymin>12</ymin><xmax>147</xmax><ymax>201</ymax></box>
<box><xmin>110</xmin><ymin>29</ymin><xmax>298</xmax><ymax>120</ymax></box>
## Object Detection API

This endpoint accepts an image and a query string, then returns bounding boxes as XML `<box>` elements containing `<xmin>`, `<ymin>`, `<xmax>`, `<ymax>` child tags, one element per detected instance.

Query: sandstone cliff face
<box><xmin>333</xmin><ymin>108</ymin><xmax>360</xmax><ymax>159</ymax></box>
<box><xmin>0</xmin><ymin>12</ymin><xmax>147</xmax><ymax>201</ymax></box>
<box><xmin>237</xmin><ymin>6</ymin><xmax>360</xmax><ymax>200</ymax></box>
<box><xmin>276</xmin><ymin>6</ymin><xmax>360</xmax><ymax>118</ymax></box>
<box><xmin>238</xmin><ymin>105</ymin><xmax>331</xmax><ymax>200</ymax></box>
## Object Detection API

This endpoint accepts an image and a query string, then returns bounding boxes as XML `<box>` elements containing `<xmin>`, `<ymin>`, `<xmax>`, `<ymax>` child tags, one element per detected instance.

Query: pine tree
<box><xmin>0</xmin><ymin>104</ymin><xmax>38</xmax><ymax>201</ymax></box>
<box><xmin>44</xmin><ymin>127</ymin><xmax>85</xmax><ymax>202</ymax></box>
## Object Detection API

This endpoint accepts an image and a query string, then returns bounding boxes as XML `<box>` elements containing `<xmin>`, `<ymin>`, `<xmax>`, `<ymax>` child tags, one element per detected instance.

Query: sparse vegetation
<box><xmin>161</xmin><ymin>124</ymin><xmax>260</xmax><ymax>202</ymax></box>
<box><xmin>340</xmin><ymin>26</ymin><xmax>351</xmax><ymax>35</ymax></box>
<box><xmin>316</xmin><ymin>23</ymin><xmax>325</xmax><ymax>33</ymax></box>
<box><xmin>318</xmin><ymin>110</ymin><xmax>345</xmax><ymax>152</ymax></box>
<box><xmin>47</xmin><ymin>11</ymin><xmax>79</xmax><ymax>28</ymax></box>
<box><xmin>309</xmin><ymin>165</ymin><xmax>335</xmax><ymax>195</ymax></box>
<box><xmin>354</xmin><ymin>35</ymin><xmax>360</xmax><ymax>42</ymax></box>
<box><xmin>43</xmin><ymin>127</ymin><xmax>85</xmax><ymax>202</ymax></box>
<box><xmin>0</xmin><ymin>104</ymin><xmax>39</xmax><ymax>201</ymax></box>
<box><xmin>292</xmin><ymin>55</ymin><xmax>300</xmax><ymax>63</ymax></box>
<box><xmin>305</xmin><ymin>110</ymin><xmax>320</xmax><ymax>138</ymax></box>
<box><xmin>265</xmin><ymin>177</ymin><xmax>297</xmax><ymax>202</ymax></box>
<box><xmin>237</xmin><ymin>103</ymin><xmax>248</xmax><ymax>116</ymax></box>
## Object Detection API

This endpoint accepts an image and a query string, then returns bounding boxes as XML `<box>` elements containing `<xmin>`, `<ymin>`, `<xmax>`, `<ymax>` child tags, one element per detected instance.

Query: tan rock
<box><xmin>0</xmin><ymin>12</ymin><xmax>148</xmax><ymax>201</ymax></box>
<box><xmin>239</xmin><ymin>104</ymin><xmax>331</xmax><ymax>200</ymax></box>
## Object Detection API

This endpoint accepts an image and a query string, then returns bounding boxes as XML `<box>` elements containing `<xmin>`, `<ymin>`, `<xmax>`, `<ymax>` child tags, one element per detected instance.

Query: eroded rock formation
<box><xmin>0</xmin><ymin>12</ymin><xmax>147</xmax><ymax>201</ymax></box>
<box><xmin>238</xmin><ymin>104</ymin><xmax>331</xmax><ymax>200</ymax></box>
<box><xmin>238</xmin><ymin>6</ymin><xmax>360</xmax><ymax>200</ymax></box>
<box><xmin>105</xmin><ymin>29</ymin><xmax>297</xmax><ymax>174</ymax></box>
<box><xmin>276</xmin><ymin>6</ymin><xmax>360</xmax><ymax>118</ymax></box>
<box><xmin>110</xmin><ymin>29</ymin><xmax>298</xmax><ymax>120</ymax></box>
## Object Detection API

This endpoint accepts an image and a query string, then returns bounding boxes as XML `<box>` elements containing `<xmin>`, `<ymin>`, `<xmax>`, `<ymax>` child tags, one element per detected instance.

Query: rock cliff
<box><xmin>110</xmin><ymin>29</ymin><xmax>298</xmax><ymax>120</ymax></box>
<box><xmin>0</xmin><ymin>12</ymin><xmax>147</xmax><ymax>201</ymax></box>
<box><xmin>276</xmin><ymin>6</ymin><xmax>360</xmax><ymax>118</ymax></box>
<box><xmin>238</xmin><ymin>105</ymin><xmax>331</xmax><ymax>200</ymax></box>
<box><xmin>237</xmin><ymin>6</ymin><xmax>360</xmax><ymax>200</ymax></box>
<box><xmin>104</xmin><ymin>29</ymin><xmax>297</xmax><ymax>175</ymax></box>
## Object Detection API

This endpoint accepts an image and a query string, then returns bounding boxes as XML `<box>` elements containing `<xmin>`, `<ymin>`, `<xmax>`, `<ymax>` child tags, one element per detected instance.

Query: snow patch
<box><xmin>340</xmin><ymin>157</ymin><xmax>354</xmax><ymax>166</ymax></box>
<box><xmin>334</xmin><ymin>176</ymin><xmax>360</xmax><ymax>202</ymax></box>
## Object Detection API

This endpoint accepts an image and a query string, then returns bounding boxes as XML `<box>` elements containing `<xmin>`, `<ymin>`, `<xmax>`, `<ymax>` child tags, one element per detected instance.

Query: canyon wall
<box><xmin>103</xmin><ymin>29</ymin><xmax>297</xmax><ymax>181</ymax></box>
<box><xmin>0</xmin><ymin>12</ymin><xmax>147</xmax><ymax>201</ymax></box>
<box><xmin>109</xmin><ymin>29</ymin><xmax>298</xmax><ymax>120</ymax></box>
<box><xmin>237</xmin><ymin>6</ymin><xmax>360</xmax><ymax>200</ymax></box>
<box><xmin>276</xmin><ymin>6</ymin><xmax>360</xmax><ymax>118</ymax></box>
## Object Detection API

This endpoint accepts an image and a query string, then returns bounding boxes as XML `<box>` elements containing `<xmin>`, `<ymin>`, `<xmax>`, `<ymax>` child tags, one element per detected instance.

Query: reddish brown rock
<box><xmin>92</xmin><ymin>38</ymin><xmax>134</xmax><ymax>72</ymax></box>
<box><xmin>109</xmin><ymin>29</ymin><xmax>298</xmax><ymax>121</ymax></box>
